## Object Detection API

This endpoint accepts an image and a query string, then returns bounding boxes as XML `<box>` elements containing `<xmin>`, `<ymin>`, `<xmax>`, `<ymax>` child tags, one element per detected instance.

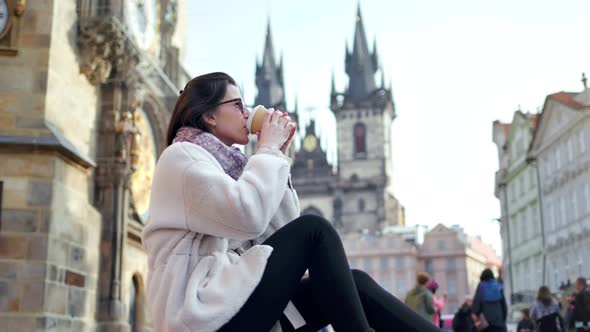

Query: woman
<box><xmin>426</xmin><ymin>279</ymin><xmax>447</xmax><ymax>328</ymax></box>
<box><xmin>530</xmin><ymin>286</ymin><xmax>564</xmax><ymax>332</ymax></box>
<box><xmin>472</xmin><ymin>269</ymin><xmax>508</xmax><ymax>332</ymax></box>
<box><xmin>142</xmin><ymin>72</ymin><xmax>441</xmax><ymax>332</ymax></box>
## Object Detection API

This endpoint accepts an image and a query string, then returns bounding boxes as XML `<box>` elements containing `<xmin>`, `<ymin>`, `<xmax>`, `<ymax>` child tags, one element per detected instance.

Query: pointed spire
<box><xmin>262</xmin><ymin>19</ymin><xmax>276</xmax><ymax>69</ymax></box>
<box><xmin>255</xmin><ymin>17</ymin><xmax>286</xmax><ymax>110</ymax></box>
<box><xmin>582</xmin><ymin>72</ymin><xmax>587</xmax><ymax>89</ymax></box>
<box><xmin>345</xmin><ymin>3</ymin><xmax>377</xmax><ymax>101</ymax></box>
<box><xmin>372</xmin><ymin>37</ymin><xmax>379</xmax><ymax>72</ymax></box>
<box><xmin>381</xmin><ymin>70</ymin><xmax>385</xmax><ymax>89</ymax></box>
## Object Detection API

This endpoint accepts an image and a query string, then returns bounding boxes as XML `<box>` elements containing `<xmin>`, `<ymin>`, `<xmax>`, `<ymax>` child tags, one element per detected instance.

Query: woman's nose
<box><xmin>243</xmin><ymin>108</ymin><xmax>250</xmax><ymax>119</ymax></box>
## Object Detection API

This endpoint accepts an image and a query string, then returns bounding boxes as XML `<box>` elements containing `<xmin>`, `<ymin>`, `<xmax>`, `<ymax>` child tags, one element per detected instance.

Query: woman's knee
<box><xmin>351</xmin><ymin>269</ymin><xmax>373</xmax><ymax>284</ymax></box>
<box><xmin>292</xmin><ymin>214</ymin><xmax>337</xmax><ymax>235</ymax></box>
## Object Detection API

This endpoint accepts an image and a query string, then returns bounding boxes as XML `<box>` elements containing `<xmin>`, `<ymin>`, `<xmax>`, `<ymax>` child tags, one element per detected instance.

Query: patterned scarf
<box><xmin>173</xmin><ymin>126</ymin><xmax>247</xmax><ymax>180</ymax></box>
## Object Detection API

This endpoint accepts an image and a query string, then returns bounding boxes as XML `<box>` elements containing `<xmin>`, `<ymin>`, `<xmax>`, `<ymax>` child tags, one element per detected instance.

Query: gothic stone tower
<box><xmin>246</xmin><ymin>20</ymin><xmax>298</xmax><ymax>159</ymax></box>
<box><xmin>331</xmin><ymin>5</ymin><xmax>398</xmax><ymax>233</ymax></box>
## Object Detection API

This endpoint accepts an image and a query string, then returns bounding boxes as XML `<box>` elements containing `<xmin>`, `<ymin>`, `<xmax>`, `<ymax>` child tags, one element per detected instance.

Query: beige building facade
<box><xmin>341</xmin><ymin>224</ymin><xmax>501</xmax><ymax>315</ymax></box>
<box><xmin>0</xmin><ymin>1</ymin><xmax>188</xmax><ymax>331</ymax></box>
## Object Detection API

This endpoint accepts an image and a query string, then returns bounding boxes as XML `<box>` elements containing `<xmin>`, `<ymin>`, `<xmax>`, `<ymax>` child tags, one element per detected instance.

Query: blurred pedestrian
<box><xmin>565</xmin><ymin>291</ymin><xmax>577</xmax><ymax>332</ymax></box>
<box><xmin>453</xmin><ymin>296</ymin><xmax>476</xmax><ymax>332</ymax></box>
<box><xmin>405</xmin><ymin>272</ymin><xmax>437</xmax><ymax>323</ymax></box>
<box><xmin>472</xmin><ymin>268</ymin><xmax>508</xmax><ymax>332</ymax></box>
<box><xmin>530</xmin><ymin>286</ymin><xmax>564</xmax><ymax>332</ymax></box>
<box><xmin>427</xmin><ymin>279</ymin><xmax>447</xmax><ymax>328</ymax></box>
<box><xmin>516</xmin><ymin>308</ymin><xmax>534</xmax><ymax>332</ymax></box>
<box><xmin>573</xmin><ymin>277</ymin><xmax>590</xmax><ymax>331</ymax></box>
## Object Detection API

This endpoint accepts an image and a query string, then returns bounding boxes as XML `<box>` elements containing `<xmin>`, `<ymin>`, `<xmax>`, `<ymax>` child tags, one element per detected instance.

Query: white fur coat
<box><xmin>142</xmin><ymin>142</ymin><xmax>302</xmax><ymax>332</ymax></box>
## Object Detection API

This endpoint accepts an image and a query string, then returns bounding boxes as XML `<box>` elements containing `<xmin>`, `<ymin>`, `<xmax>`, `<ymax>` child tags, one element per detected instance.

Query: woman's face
<box><xmin>209</xmin><ymin>84</ymin><xmax>250</xmax><ymax>146</ymax></box>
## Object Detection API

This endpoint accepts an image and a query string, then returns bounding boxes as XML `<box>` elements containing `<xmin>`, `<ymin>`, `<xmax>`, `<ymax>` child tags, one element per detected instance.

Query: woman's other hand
<box><xmin>257</xmin><ymin>109</ymin><xmax>297</xmax><ymax>151</ymax></box>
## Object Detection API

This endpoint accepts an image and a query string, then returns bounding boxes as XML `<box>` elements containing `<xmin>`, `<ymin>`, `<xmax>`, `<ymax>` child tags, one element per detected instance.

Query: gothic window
<box><xmin>129</xmin><ymin>277</ymin><xmax>137</xmax><ymax>330</ymax></box>
<box><xmin>353</xmin><ymin>123</ymin><xmax>367</xmax><ymax>158</ymax></box>
<box><xmin>129</xmin><ymin>274</ymin><xmax>144</xmax><ymax>332</ymax></box>
<box><xmin>358</xmin><ymin>198</ymin><xmax>365</xmax><ymax>212</ymax></box>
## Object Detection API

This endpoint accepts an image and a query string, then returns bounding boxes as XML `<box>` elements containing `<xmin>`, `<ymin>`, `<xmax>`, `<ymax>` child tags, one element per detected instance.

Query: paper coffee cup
<box><xmin>246</xmin><ymin>105</ymin><xmax>269</xmax><ymax>134</ymax></box>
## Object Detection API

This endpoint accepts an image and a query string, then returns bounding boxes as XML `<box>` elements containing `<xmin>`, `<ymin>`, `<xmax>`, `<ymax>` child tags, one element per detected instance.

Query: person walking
<box><xmin>472</xmin><ymin>268</ymin><xmax>508</xmax><ymax>332</ymax></box>
<box><xmin>530</xmin><ymin>286</ymin><xmax>564</xmax><ymax>332</ymax></box>
<box><xmin>516</xmin><ymin>308</ymin><xmax>535</xmax><ymax>332</ymax></box>
<box><xmin>453</xmin><ymin>296</ymin><xmax>476</xmax><ymax>332</ymax></box>
<box><xmin>142</xmin><ymin>72</ymin><xmax>441</xmax><ymax>332</ymax></box>
<box><xmin>405</xmin><ymin>272</ymin><xmax>437</xmax><ymax>323</ymax></box>
<box><xmin>573</xmin><ymin>277</ymin><xmax>590</xmax><ymax>332</ymax></box>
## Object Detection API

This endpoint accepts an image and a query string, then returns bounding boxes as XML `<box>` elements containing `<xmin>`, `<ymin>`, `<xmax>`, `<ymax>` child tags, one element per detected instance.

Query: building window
<box><xmin>128</xmin><ymin>274</ymin><xmax>144</xmax><ymax>332</ymax></box>
<box><xmin>396</xmin><ymin>257</ymin><xmax>404</xmax><ymax>269</ymax></box>
<box><xmin>425</xmin><ymin>259</ymin><xmax>433</xmax><ymax>274</ymax></box>
<box><xmin>364</xmin><ymin>258</ymin><xmax>373</xmax><ymax>271</ymax></box>
<box><xmin>380</xmin><ymin>258</ymin><xmax>389</xmax><ymax>270</ymax></box>
<box><xmin>448</xmin><ymin>278</ymin><xmax>457</xmax><ymax>295</ymax></box>
<box><xmin>354</xmin><ymin>123</ymin><xmax>367</xmax><ymax>158</ymax></box>
<box><xmin>397</xmin><ymin>279</ymin><xmax>407</xmax><ymax>295</ymax></box>
<box><xmin>129</xmin><ymin>277</ymin><xmax>137</xmax><ymax>330</ymax></box>
<box><xmin>437</xmin><ymin>240</ymin><xmax>446</xmax><ymax>250</ymax></box>
<box><xmin>447</xmin><ymin>258</ymin><xmax>456</xmax><ymax>270</ymax></box>
<box><xmin>358</xmin><ymin>198</ymin><xmax>365</xmax><ymax>212</ymax></box>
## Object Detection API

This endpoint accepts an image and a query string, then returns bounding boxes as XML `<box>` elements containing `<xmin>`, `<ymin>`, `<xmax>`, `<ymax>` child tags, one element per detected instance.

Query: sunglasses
<box><xmin>216</xmin><ymin>98</ymin><xmax>246</xmax><ymax>114</ymax></box>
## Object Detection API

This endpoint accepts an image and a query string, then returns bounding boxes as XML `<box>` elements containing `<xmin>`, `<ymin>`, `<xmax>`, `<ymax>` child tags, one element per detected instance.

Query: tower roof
<box><xmin>255</xmin><ymin>19</ymin><xmax>286</xmax><ymax>109</ymax></box>
<box><xmin>344</xmin><ymin>4</ymin><xmax>379</xmax><ymax>101</ymax></box>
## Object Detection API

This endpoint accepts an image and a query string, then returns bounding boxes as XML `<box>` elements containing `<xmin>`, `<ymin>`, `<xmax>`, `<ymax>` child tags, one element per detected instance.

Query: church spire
<box><xmin>255</xmin><ymin>18</ymin><xmax>286</xmax><ymax>109</ymax></box>
<box><xmin>345</xmin><ymin>4</ymin><xmax>378</xmax><ymax>102</ymax></box>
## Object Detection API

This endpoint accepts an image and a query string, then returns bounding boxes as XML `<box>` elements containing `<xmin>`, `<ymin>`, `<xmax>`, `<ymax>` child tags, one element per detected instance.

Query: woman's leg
<box><xmin>285</xmin><ymin>270</ymin><xmax>441</xmax><ymax>332</ymax></box>
<box><xmin>218</xmin><ymin>215</ymin><xmax>372</xmax><ymax>332</ymax></box>
<box><xmin>350</xmin><ymin>269</ymin><xmax>441</xmax><ymax>332</ymax></box>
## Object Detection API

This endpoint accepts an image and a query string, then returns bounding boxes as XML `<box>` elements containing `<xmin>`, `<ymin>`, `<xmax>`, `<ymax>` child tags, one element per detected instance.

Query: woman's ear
<box><xmin>202</xmin><ymin>112</ymin><xmax>217</xmax><ymax>129</ymax></box>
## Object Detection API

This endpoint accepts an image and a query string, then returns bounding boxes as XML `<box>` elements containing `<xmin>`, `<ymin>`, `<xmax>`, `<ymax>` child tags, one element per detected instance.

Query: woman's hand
<box><xmin>257</xmin><ymin>109</ymin><xmax>297</xmax><ymax>152</ymax></box>
<box><xmin>279</xmin><ymin>114</ymin><xmax>297</xmax><ymax>153</ymax></box>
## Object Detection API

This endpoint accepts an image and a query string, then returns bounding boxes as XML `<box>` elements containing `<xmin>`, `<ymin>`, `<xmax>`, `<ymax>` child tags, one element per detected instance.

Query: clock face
<box><xmin>130</xmin><ymin>108</ymin><xmax>157</xmax><ymax>223</ymax></box>
<box><xmin>0</xmin><ymin>0</ymin><xmax>9</xmax><ymax>38</ymax></box>
<box><xmin>125</xmin><ymin>0</ymin><xmax>157</xmax><ymax>51</ymax></box>
<box><xmin>303</xmin><ymin>135</ymin><xmax>318</xmax><ymax>152</ymax></box>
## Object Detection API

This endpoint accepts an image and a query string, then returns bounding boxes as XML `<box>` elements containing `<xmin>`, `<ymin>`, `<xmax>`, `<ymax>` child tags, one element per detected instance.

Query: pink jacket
<box><xmin>433</xmin><ymin>295</ymin><xmax>445</xmax><ymax>326</ymax></box>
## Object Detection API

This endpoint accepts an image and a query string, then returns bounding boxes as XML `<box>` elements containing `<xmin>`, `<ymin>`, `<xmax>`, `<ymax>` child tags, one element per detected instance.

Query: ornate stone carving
<box><xmin>78</xmin><ymin>18</ymin><xmax>139</xmax><ymax>85</ymax></box>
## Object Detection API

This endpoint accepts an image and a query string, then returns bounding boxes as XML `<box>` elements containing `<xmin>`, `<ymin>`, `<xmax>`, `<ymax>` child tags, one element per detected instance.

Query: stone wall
<box><xmin>0</xmin><ymin>1</ymin><xmax>102</xmax><ymax>331</ymax></box>
<box><xmin>0</xmin><ymin>0</ymin><xmax>54</xmax><ymax>137</ymax></box>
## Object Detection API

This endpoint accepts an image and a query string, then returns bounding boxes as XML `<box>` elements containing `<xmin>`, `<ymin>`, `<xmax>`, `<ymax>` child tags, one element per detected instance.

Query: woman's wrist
<box><xmin>256</xmin><ymin>145</ymin><xmax>292</xmax><ymax>163</ymax></box>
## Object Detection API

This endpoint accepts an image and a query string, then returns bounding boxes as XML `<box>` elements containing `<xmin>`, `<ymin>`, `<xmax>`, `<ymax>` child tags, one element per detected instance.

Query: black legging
<box><xmin>219</xmin><ymin>215</ymin><xmax>441</xmax><ymax>332</ymax></box>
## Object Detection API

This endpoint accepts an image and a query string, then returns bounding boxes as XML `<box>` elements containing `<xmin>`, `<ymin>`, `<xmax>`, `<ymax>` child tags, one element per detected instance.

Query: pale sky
<box><xmin>183</xmin><ymin>0</ymin><xmax>590</xmax><ymax>255</ymax></box>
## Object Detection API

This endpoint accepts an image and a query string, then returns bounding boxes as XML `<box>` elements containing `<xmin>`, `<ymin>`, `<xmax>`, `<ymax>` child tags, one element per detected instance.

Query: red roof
<box><xmin>548</xmin><ymin>92</ymin><xmax>584</xmax><ymax>110</ymax></box>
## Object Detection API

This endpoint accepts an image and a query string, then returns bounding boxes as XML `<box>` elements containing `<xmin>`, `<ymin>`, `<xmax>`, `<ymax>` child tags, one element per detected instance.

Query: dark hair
<box><xmin>417</xmin><ymin>272</ymin><xmax>430</xmax><ymax>285</ymax></box>
<box><xmin>480</xmin><ymin>268</ymin><xmax>495</xmax><ymax>282</ymax></box>
<box><xmin>521</xmin><ymin>308</ymin><xmax>530</xmax><ymax>318</ymax></box>
<box><xmin>577</xmin><ymin>277</ymin><xmax>587</xmax><ymax>287</ymax></box>
<box><xmin>166</xmin><ymin>72</ymin><xmax>237</xmax><ymax>145</ymax></box>
<box><xmin>537</xmin><ymin>286</ymin><xmax>553</xmax><ymax>306</ymax></box>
